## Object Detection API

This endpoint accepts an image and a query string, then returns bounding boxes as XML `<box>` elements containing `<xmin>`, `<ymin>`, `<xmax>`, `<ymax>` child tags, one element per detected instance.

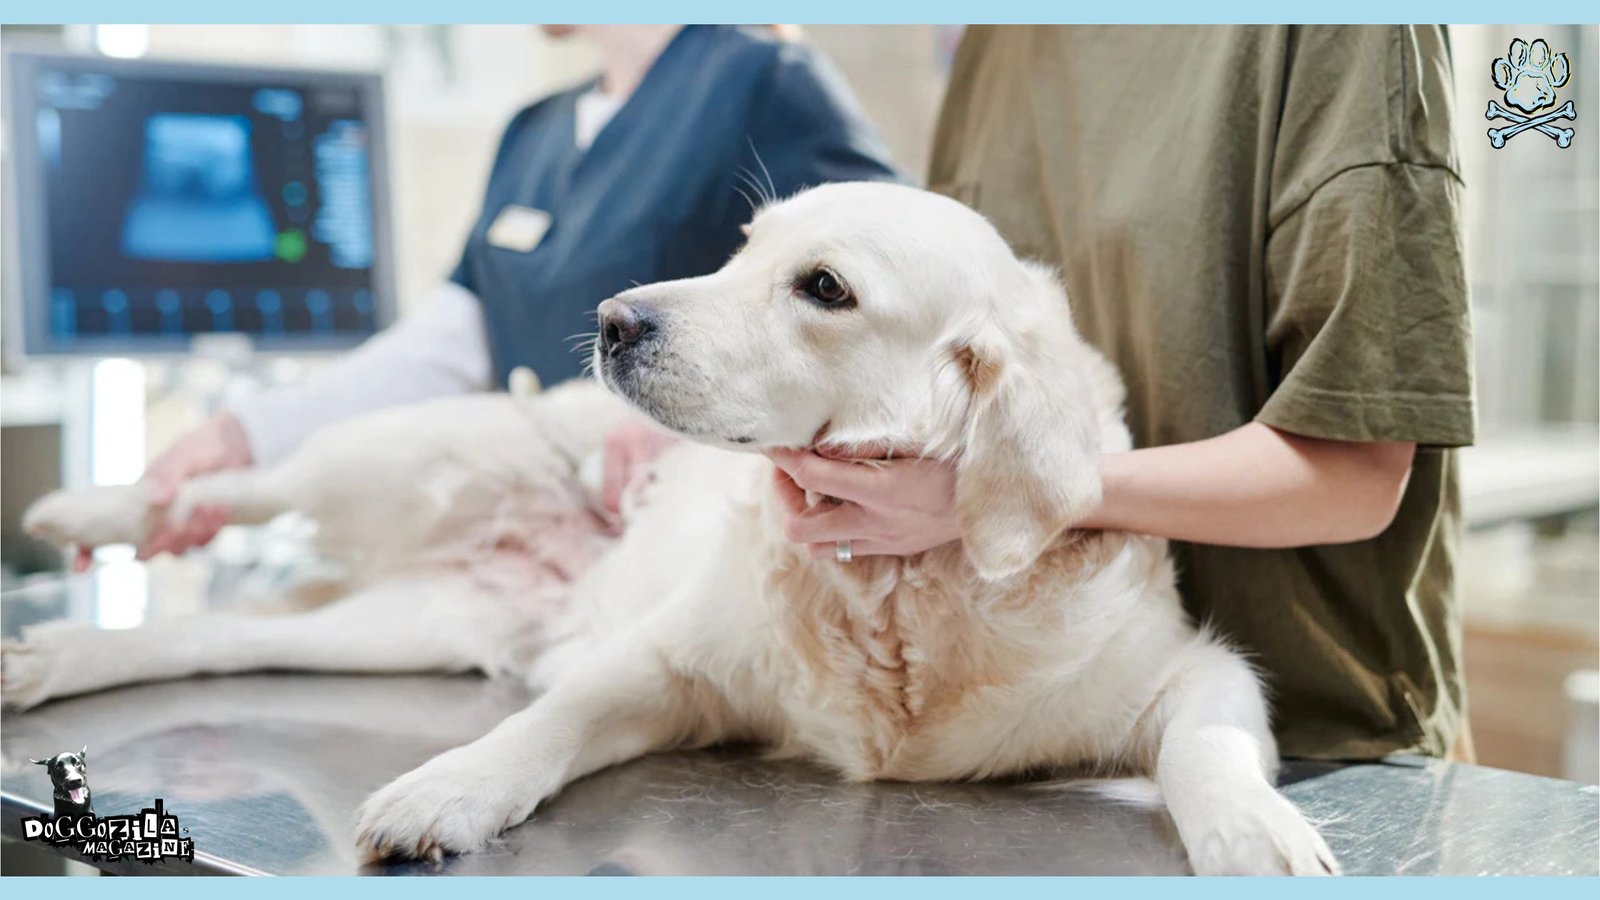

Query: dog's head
<box><xmin>32</xmin><ymin>747</ymin><xmax>91</xmax><ymax>808</ymax></box>
<box><xmin>595</xmin><ymin>182</ymin><xmax>1109</xmax><ymax>580</ymax></box>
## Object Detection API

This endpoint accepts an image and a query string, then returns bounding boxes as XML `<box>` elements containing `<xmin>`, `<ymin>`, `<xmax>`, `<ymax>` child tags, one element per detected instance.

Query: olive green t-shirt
<box><xmin>929</xmin><ymin>25</ymin><xmax>1475</xmax><ymax>759</ymax></box>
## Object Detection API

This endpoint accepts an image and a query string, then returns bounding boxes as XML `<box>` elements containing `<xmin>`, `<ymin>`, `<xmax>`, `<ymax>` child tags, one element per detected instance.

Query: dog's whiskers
<box><xmin>733</xmin><ymin>183</ymin><xmax>760</xmax><ymax>215</ymax></box>
<box><xmin>746</xmin><ymin>139</ymin><xmax>778</xmax><ymax>204</ymax></box>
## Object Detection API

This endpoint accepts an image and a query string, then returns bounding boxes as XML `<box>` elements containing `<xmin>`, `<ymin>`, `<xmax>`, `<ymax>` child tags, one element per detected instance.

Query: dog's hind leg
<box><xmin>1145</xmin><ymin>642</ymin><xmax>1338</xmax><ymax>876</ymax></box>
<box><xmin>23</xmin><ymin>466</ymin><xmax>296</xmax><ymax>551</ymax></box>
<box><xmin>167</xmin><ymin>467</ymin><xmax>297</xmax><ymax>527</ymax></box>
<box><xmin>2</xmin><ymin>574</ymin><xmax>532</xmax><ymax>711</ymax></box>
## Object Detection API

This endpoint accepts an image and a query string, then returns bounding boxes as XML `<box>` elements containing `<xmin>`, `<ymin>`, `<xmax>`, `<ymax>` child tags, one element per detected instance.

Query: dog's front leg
<box><xmin>1152</xmin><ymin>646</ymin><xmax>1338</xmax><ymax>876</ymax></box>
<box><xmin>354</xmin><ymin>638</ymin><xmax>706</xmax><ymax>862</ymax></box>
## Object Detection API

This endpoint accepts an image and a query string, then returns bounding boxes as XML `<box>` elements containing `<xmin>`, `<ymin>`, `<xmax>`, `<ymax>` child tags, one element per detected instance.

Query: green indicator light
<box><xmin>275</xmin><ymin>229</ymin><xmax>307</xmax><ymax>264</ymax></box>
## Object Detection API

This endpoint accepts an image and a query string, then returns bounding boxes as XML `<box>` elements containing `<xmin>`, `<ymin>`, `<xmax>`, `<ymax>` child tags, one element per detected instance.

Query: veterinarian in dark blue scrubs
<box><xmin>455</xmin><ymin>24</ymin><xmax>903</xmax><ymax>387</ymax></box>
<box><xmin>136</xmin><ymin>24</ymin><xmax>901</xmax><ymax>558</ymax></box>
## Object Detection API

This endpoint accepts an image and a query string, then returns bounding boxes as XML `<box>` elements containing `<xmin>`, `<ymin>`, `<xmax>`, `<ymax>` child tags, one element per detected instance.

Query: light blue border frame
<box><xmin>0</xmin><ymin>3</ymin><xmax>1597</xmax><ymax>24</ymax></box>
<box><xmin>1</xmin><ymin>874</ymin><xmax>1599</xmax><ymax>892</ymax></box>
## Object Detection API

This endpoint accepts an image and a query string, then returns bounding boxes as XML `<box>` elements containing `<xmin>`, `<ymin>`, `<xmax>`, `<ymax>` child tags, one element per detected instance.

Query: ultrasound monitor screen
<box><xmin>6</xmin><ymin>53</ymin><xmax>394</xmax><ymax>354</ymax></box>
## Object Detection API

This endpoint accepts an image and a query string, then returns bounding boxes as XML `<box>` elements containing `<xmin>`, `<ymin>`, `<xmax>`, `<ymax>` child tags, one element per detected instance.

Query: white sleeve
<box><xmin>229</xmin><ymin>281</ymin><xmax>493</xmax><ymax>466</ymax></box>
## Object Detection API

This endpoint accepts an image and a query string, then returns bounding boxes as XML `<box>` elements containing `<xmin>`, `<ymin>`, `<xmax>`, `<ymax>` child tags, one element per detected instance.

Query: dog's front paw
<box><xmin>1183</xmin><ymin>790</ymin><xmax>1338</xmax><ymax>876</ymax></box>
<box><xmin>354</xmin><ymin>747</ymin><xmax>541</xmax><ymax>863</ymax></box>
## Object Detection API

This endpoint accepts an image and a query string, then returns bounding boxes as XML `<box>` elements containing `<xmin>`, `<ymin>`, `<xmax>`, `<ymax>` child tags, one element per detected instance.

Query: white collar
<box><xmin>574</xmin><ymin>89</ymin><xmax>626</xmax><ymax>152</ymax></box>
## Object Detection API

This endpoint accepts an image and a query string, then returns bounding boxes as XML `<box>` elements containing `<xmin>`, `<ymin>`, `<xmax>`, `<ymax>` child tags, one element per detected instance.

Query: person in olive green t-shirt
<box><xmin>766</xmin><ymin>25</ymin><xmax>1474</xmax><ymax>761</ymax></box>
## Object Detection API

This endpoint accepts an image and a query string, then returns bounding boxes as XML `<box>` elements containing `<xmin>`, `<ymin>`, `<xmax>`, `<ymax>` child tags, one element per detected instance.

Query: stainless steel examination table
<box><xmin>3</xmin><ymin>563</ymin><xmax>1596</xmax><ymax>876</ymax></box>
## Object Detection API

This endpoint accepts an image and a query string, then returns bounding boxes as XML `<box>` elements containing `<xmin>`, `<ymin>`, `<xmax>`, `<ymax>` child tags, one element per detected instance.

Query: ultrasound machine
<box><xmin>4</xmin><ymin>51</ymin><xmax>395</xmax><ymax>357</ymax></box>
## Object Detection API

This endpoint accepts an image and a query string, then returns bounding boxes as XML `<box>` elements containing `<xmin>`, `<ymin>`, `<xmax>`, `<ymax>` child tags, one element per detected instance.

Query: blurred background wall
<box><xmin>1</xmin><ymin>23</ymin><xmax>1595</xmax><ymax>779</ymax></box>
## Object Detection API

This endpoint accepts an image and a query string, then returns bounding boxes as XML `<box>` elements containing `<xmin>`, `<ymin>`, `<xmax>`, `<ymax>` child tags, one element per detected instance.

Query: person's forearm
<box><xmin>231</xmin><ymin>282</ymin><xmax>493</xmax><ymax>466</ymax></box>
<box><xmin>1080</xmin><ymin>422</ymin><xmax>1415</xmax><ymax>548</ymax></box>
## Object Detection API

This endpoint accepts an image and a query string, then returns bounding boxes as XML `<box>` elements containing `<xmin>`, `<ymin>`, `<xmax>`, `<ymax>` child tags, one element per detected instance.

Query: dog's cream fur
<box><xmin>12</xmin><ymin>183</ymin><xmax>1335</xmax><ymax>875</ymax></box>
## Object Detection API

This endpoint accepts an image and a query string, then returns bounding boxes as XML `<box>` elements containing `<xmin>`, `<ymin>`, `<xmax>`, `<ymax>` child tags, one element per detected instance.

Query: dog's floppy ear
<box><xmin>80</xmin><ymin>746</ymin><xmax>88</xmax><ymax>764</ymax></box>
<box><xmin>31</xmin><ymin>757</ymin><xmax>49</xmax><ymax>766</ymax></box>
<box><xmin>948</xmin><ymin>271</ymin><xmax>1103</xmax><ymax>582</ymax></box>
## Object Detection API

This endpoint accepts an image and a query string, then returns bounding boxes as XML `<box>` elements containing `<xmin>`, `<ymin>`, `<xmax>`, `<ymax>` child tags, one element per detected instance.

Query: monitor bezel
<box><xmin>3</xmin><ymin>49</ymin><xmax>398</xmax><ymax>359</ymax></box>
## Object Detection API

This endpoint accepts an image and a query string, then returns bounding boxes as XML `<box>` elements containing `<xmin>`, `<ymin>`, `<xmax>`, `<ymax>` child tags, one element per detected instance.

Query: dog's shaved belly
<box><xmin>418</xmin><ymin>490</ymin><xmax>616</xmax><ymax>591</ymax></box>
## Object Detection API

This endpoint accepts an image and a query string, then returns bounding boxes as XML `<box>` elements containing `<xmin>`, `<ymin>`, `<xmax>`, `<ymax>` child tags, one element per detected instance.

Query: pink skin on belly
<box><xmin>422</xmin><ymin>484</ymin><xmax>621</xmax><ymax>608</ymax></box>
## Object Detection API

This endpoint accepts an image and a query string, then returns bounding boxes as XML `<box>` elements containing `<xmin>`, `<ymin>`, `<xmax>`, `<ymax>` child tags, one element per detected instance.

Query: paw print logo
<box><xmin>1486</xmin><ymin>38</ymin><xmax>1575</xmax><ymax>148</ymax></box>
<box><xmin>1493</xmin><ymin>38</ymin><xmax>1569</xmax><ymax>112</ymax></box>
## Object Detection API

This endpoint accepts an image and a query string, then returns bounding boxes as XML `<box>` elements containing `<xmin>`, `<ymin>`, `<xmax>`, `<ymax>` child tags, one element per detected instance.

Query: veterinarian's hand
<box><xmin>766</xmin><ymin>447</ymin><xmax>961</xmax><ymax>559</ymax></box>
<box><xmin>133</xmin><ymin>412</ymin><xmax>253</xmax><ymax>564</ymax></box>
<box><xmin>600</xmin><ymin>420</ymin><xmax>679</xmax><ymax>528</ymax></box>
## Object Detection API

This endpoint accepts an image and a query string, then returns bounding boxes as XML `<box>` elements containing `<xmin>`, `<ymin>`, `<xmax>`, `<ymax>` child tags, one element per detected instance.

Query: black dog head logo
<box><xmin>31</xmin><ymin>747</ymin><xmax>93</xmax><ymax>817</ymax></box>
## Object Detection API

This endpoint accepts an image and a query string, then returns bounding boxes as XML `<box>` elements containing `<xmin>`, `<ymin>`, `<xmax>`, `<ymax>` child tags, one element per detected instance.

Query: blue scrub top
<box><xmin>451</xmin><ymin>25</ymin><xmax>904</xmax><ymax>387</ymax></box>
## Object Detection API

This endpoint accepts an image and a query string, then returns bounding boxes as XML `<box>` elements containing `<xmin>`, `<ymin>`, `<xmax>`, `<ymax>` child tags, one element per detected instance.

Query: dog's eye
<box><xmin>797</xmin><ymin>268</ymin><xmax>855</xmax><ymax>309</ymax></box>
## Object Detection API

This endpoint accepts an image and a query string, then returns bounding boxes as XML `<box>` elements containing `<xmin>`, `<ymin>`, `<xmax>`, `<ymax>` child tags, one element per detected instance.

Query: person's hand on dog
<box><xmin>130</xmin><ymin>412</ymin><xmax>253</xmax><ymax>566</ymax></box>
<box><xmin>600</xmin><ymin>419</ymin><xmax>680</xmax><ymax>531</ymax></box>
<box><xmin>766</xmin><ymin>446</ymin><xmax>962</xmax><ymax>559</ymax></box>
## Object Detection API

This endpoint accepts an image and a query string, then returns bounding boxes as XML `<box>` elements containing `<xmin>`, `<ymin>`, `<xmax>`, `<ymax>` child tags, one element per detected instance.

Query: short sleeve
<box><xmin>740</xmin><ymin>43</ymin><xmax>905</xmax><ymax>197</ymax></box>
<box><xmin>1256</xmin><ymin>161</ymin><xmax>1475</xmax><ymax>447</ymax></box>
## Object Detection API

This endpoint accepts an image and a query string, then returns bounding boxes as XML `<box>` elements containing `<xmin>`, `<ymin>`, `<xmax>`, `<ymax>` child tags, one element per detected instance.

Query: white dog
<box><xmin>12</xmin><ymin>183</ymin><xmax>1336</xmax><ymax>875</ymax></box>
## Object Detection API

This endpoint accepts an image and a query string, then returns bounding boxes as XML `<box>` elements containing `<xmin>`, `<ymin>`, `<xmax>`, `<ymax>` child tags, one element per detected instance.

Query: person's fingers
<box><xmin>161</xmin><ymin>512</ymin><xmax>202</xmax><ymax>556</ymax></box>
<box><xmin>176</xmin><ymin>506</ymin><xmax>228</xmax><ymax>553</ymax></box>
<box><xmin>73</xmin><ymin>546</ymin><xmax>93</xmax><ymax>573</ymax></box>
<box><xmin>139</xmin><ymin>505</ymin><xmax>223</xmax><ymax>558</ymax></box>
<box><xmin>782</xmin><ymin>501</ymin><xmax>872</xmax><ymax>546</ymax></box>
<box><xmin>191</xmin><ymin>506</ymin><xmax>229</xmax><ymax>547</ymax></box>
<box><xmin>169</xmin><ymin>518</ymin><xmax>208</xmax><ymax>556</ymax></box>
<box><xmin>766</xmin><ymin>449</ymin><xmax>887</xmax><ymax>505</ymax></box>
<box><xmin>772</xmin><ymin>467</ymin><xmax>875</xmax><ymax>544</ymax></box>
<box><xmin>771</xmin><ymin>466</ymin><xmax>809</xmax><ymax>518</ymax></box>
<box><xmin>137</xmin><ymin>524</ymin><xmax>175</xmax><ymax>561</ymax></box>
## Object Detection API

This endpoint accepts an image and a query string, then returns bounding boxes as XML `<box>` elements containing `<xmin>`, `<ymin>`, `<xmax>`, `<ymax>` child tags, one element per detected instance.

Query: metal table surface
<box><xmin>3</xmin><ymin>563</ymin><xmax>1597</xmax><ymax>876</ymax></box>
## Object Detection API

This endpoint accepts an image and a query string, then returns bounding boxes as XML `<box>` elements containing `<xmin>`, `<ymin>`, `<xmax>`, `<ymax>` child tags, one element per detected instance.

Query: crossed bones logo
<box><xmin>1487</xmin><ymin>38</ymin><xmax>1575</xmax><ymax>149</ymax></box>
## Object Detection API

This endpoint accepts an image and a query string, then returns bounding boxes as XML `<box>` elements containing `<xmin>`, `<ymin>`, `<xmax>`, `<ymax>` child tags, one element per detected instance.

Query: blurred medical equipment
<box><xmin>3</xmin><ymin>51</ymin><xmax>395</xmax><ymax>357</ymax></box>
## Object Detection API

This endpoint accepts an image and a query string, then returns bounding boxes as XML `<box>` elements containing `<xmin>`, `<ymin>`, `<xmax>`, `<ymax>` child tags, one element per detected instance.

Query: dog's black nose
<box><xmin>598</xmin><ymin>298</ymin><xmax>657</xmax><ymax>357</ymax></box>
